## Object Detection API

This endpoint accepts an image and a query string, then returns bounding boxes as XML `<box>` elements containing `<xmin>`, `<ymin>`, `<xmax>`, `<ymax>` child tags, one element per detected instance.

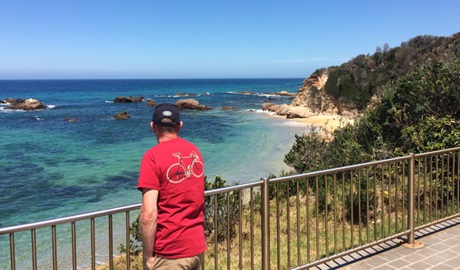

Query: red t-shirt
<box><xmin>137</xmin><ymin>137</ymin><xmax>206</xmax><ymax>258</ymax></box>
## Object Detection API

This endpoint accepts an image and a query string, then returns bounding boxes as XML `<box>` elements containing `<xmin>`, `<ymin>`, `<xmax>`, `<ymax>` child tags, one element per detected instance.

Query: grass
<box><xmin>95</xmin><ymin>191</ymin><xmax>403</xmax><ymax>270</ymax></box>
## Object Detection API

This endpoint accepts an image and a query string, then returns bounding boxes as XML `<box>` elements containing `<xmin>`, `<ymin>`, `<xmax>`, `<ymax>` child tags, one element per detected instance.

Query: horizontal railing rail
<box><xmin>1</xmin><ymin>147</ymin><xmax>460</xmax><ymax>269</ymax></box>
<box><xmin>0</xmin><ymin>205</ymin><xmax>142</xmax><ymax>235</ymax></box>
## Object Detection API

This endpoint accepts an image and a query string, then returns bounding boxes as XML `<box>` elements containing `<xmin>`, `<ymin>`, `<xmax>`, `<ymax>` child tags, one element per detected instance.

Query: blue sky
<box><xmin>1</xmin><ymin>0</ymin><xmax>459</xmax><ymax>79</ymax></box>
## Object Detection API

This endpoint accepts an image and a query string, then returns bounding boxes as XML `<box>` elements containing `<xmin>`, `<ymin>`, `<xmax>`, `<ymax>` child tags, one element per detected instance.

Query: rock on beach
<box><xmin>262</xmin><ymin>102</ymin><xmax>313</xmax><ymax>118</ymax></box>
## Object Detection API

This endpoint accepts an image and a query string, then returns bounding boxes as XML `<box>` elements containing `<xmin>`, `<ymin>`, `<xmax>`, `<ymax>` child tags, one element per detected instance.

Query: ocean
<box><xmin>0</xmin><ymin>79</ymin><xmax>312</xmax><ymax>268</ymax></box>
<box><xmin>0</xmin><ymin>79</ymin><xmax>313</xmax><ymax>227</ymax></box>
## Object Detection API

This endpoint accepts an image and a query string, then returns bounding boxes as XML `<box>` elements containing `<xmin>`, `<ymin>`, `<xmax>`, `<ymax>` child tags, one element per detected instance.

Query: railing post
<box><xmin>261</xmin><ymin>177</ymin><xmax>270</xmax><ymax>270</ymax></box>
<box><xmin>10</xmin><ymin>233</ymin><xmax>15</xmax><ymax>270</ymax></box>
<box><xmin>408</xmin><ymin>153</ymin><xmax>415</xmax><ymax>244</ymax></box>
<box><xmin>404</xmin><ymin>153</ymin><xmax>423</xmax><ymax>248</ymax></box>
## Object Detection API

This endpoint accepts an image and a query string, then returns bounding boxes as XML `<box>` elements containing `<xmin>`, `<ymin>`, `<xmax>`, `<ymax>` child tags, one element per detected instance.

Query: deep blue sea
<box><xmin>0</xmin><ymin>79</ymin><xmax>312</xmax><ymax>268</ymax></box>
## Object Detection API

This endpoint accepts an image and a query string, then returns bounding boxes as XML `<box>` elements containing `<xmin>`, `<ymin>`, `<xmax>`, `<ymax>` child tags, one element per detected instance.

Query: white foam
<box><xmin>246</xmin><ymin>109</ymin><xmax>276</xmax><ymax>115</ymax></box>
<box><xmin>225</xmin><ymin>91</ymin><xmax>292</xmax><ymax>98</ymax></box>
<box><xmin>226</xmin><ymin>91</ymin><xmax>253</xmax><ymax>95</ymax></box>
<box><xmin>256</xmin><ymin>93</ymin><xmax>278</xmax><ymax>97</ymax></box>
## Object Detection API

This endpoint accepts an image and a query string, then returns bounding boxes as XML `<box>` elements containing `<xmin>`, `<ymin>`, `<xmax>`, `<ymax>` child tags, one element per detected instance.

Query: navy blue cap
<box><xmin>152</xmin><ymin>103</ymin><xmax>180</xmax><ymax>126</ymax></box>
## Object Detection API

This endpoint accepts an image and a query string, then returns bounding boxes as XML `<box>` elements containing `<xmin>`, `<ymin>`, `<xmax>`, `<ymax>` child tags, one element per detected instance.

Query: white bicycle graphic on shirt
<box><xmin>166</xmin><ymin>152</ymin><xmax>204</xmax><ymax>183</ymax></box>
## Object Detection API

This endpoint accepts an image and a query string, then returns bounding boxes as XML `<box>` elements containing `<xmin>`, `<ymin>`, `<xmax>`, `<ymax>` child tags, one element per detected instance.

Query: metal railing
<box><xmin>0</xmin><ymin>205</ymin><xmax>141</xmax><ymax>269</ymax></box>
<box><xmin>1</xmin><ymin>147</ymin><xmax>460</xmax><ymax>269</ymax></box>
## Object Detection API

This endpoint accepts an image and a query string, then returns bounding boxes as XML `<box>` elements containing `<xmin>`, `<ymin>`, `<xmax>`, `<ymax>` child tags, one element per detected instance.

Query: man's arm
<box><xmin>140</xmin><ymin>188</ymin><xmax>159</xmax><ymax>270</ymax></box>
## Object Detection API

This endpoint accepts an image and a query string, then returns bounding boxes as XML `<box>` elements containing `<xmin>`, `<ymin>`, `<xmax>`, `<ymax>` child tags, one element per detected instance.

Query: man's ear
<box><xmin>150</xmin><ymin>122</ymin><xmax>155</xmax><ymax>131</ymax></box>
<box><xmin>177</xmin><ymin>121</ymin><xmax>183</xmax><ymax>132</ymax></box>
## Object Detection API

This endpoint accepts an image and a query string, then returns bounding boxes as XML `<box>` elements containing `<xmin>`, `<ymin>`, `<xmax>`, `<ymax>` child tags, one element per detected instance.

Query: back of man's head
<box><xmin>152</xmin><ymin>103</ymin><xmax>180</xmax><ymax>126</ymax></box>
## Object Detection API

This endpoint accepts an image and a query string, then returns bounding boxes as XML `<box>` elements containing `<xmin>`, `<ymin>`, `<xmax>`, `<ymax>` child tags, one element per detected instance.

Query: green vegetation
<box><xmin>324</xmin><ymin>33</ymin><xmax>460</xmax><ymax>112</ymax></box>
<box><xmin>99</xmin><ymin>32</ymin><xmax>460</xmax><ymax>269</ymax></box>
<box><xmin>287</xmin><ymin>33</ymin><xmax>460</xmax><ymax>171</ymax></box>
<box><xmin>204</xmin><ymin>176</ymin><xmax>241</xmax><ymax>243</ymax></box>
<box><xmin>284</xmin><ymin>32</ymin><xmax>460</xmax><ymax>229</ymax></box>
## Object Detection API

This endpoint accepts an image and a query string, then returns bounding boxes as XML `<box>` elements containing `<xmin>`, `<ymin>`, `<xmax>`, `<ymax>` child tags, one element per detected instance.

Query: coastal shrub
<box><xmin>323</xmin><ymin>34</ymin><xmax>460</xmax><ymax>115</ymax></box>
<box><xmin>401</xmin><ymin>116</ymin><xmax>460</xmax><ymax>153</ymax></box>
<box><xmin>342</xmin><ymin>55</ymin><xmax>460</xmax><ymax>159</ymax></box>
<box><xmin>284</xmin><ymin>54</ymin><xmax>460</xmax><ymax>223</ymax></box>
<box><xmin>284</xmin><ymin>133</ymin><xmax>331</xmax><ymax>173</ymax></box>
<box><xmin>343</xmin><ymin>167</ymin><xmax>402</xmax><ymax>226</ymax></box>
<box><xmin>204</xmin><ymin>176</ymin><xmax>241</xmax><ymax>243</ymax></box>
<box><xmin>416</xmin><ymin>152</ymin><xmax>460</xmax><ymax>218</ymax></box>
<box><xmin>118</xmin><ymin>215</ymin><xmax>142</xmax><ymax>256</ymax></box>
<box><xmin>326</xmin><ymin>125</ymin><xmax>368</xmax><ymax>166</ymax></box>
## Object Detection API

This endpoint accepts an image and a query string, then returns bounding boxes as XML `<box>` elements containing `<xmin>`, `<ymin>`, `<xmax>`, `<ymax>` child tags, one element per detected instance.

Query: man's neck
<box><xmin>157</xmin><ymin>134</ymin><xmax>179</xmax><ymax>143</ymax></box>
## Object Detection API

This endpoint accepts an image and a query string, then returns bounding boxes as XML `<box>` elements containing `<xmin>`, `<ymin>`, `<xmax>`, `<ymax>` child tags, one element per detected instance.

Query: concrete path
<box><xmin>311</xmin><ymin>217</ymin><xmax>460</xmax><ymax>270</ymax></box>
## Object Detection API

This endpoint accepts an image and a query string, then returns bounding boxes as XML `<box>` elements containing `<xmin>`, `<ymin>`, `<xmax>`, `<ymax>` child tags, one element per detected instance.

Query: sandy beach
<box><xmin>290</xmin><ymin>114</ymin><xmax>355</xmax><ymax>133</ymax></box>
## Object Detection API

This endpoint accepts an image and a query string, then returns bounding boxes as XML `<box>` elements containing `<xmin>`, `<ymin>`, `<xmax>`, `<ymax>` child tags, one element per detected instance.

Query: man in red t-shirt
<box><xmin>138</xmin><ymin>103</ymin><xmax>206</xmax><ymax>270</ymax></box>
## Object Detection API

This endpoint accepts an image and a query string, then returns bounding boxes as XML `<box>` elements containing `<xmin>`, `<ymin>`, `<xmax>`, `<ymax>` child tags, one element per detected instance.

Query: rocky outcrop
<box><xmin>286</xmin><ymin>106</ymin><xmax>315</xmax><ymax>118</ymax></box>
<box><xmin>4</xmin><ymin>98</ymin><xmax>47</xmax><ymax>110</ymax></box>
<box><xmin>262</xmin><ymin>103</ymin><xmax>314</xmax><ymax>118</ymax></box>
<box><xmin>290</xmin><ymin>70</ymin><xmax>340</xmax><ymax>114</ymax></box>
<box><xmin>113</xmin><ymin>111</ymin><xmax>130</xmax><ymax>120</ymax></box>
<box><xmin>263</xmin><ymin>69</ymin><xmax>357</xmax><ymax>119</ymax></box>
<box><xmin>176</xmin><ymin>99</ymin><xmax>212</xmax><ymax>110</ymax></box>
<box><xmin>113</xmin><ymin>96</ymin><xmax>144</xmax><ymax>103</ymax></box>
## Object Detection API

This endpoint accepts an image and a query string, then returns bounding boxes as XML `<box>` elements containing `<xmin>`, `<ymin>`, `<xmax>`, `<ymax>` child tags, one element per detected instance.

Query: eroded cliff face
<box><xmin>290</xmin><ymin>70</ymin><xmax>341</xmax><ymax>114</ymax></box>
<box><xmin>262</xmin><ymin>69</ymin><xmax>358</xmax><ymax>118</ymax></box>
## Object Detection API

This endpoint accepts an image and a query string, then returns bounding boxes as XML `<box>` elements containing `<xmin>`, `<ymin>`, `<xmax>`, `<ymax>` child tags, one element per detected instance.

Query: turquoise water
<box><xmin>0</xmin><ymin>79</ymin><xmax>311</xmax><ymax>227</ymax></box>
<box><xmin>0</xmin><ymin>79</ymin><xmax>312</xmax><ymax>268</ymax></box>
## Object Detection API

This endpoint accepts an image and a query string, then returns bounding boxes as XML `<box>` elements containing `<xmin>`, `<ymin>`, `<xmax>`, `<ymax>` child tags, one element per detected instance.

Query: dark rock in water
<box><xmin>113</xmin><ymin>111</ymin><xmax>130</xmax><ymax>120</ymax></box>
<box><xmin>4</xmin><ymin>98</ymin><xmax>47</xmax><ymax>110</ymax></box>
<box><xmin>64</xmin><ymin>117</ymin><xmax>78</xmax><ymax>122</ymax></box>
<box><xmin>113</xmin><ymin>96</ymin><xmax>144</xmax><ymax>103</ymax></box>
<box><xmin>222</xmin><ymin>106</ymin><xmax>239</xmax><ymax>111</ymax></box>
<box><xmin>3</xmin><ymin>98</ymin><xmax>16</xmax><ymax>103</ymax></box>
<box><xmin>176</xmin><ymin>99</ymin><xmax>212</xmax><ymax>110</ymax></box>
<box><xmin>146</xmin><ymin>99</ymin><xmax>158</xmax><ymax>107</ymax></box>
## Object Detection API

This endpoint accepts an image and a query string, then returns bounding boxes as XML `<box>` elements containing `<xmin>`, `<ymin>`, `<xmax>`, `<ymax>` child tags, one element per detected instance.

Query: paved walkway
<box><xmin>311</xmin><ymin>217</ymin><xmax>460</xmax><ymax>270</ymax></box>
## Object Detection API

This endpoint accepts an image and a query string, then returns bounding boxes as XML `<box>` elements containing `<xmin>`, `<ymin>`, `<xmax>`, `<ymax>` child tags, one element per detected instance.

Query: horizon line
<box><xmin>0</xmin><ymin>77</ymin><xmax>306</xmax><ymax>81</ymax></box>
